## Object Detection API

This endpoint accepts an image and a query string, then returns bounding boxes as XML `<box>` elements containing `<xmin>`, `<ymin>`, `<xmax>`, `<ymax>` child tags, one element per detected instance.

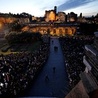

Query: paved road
<box><xmin>27</xmin><ymin>37</ymin><xmax>69</xmax><ymax>97</ymax></box>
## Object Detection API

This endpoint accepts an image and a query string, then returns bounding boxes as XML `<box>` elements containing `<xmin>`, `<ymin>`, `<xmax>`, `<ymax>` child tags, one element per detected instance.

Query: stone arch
<box><xmin>59</xmin><ymin>28</ymin><xmax>63</xmax><ymax>36</ymax></box>
<box><xmin>72</xmin><ymin>27</ymin><xmax>76</xmax><ymax>35</ymax></box>
<box><xmin>47</xmin><ymin>28</ymin><xmax>50</xmax><ymax>34</ymax></box>
<box><xmin>53</xmin><ymin>29</ymin><xmax>56</xmax><ymax>34</ymax></box>
<box><xmin>65</xmin><ymin>28</ymin><xmax>68</xmax><ymax>34</ymax></box>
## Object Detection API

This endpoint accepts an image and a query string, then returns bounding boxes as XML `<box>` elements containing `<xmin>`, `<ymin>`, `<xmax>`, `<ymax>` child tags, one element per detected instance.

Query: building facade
<box><xmin>24</xmin><ymin>23</ymin><xmax>77</xmax><ymax>36</ymax></box>
<box><xmin>82</xmin><ymin>32</ymin><xmax>98</xmax><ymax>93</ymax></box>
<box><xmin>45</xmin><ymin>6</ymin><xmax>57</xmax><ymax>22</ymax></box>
<box><xmin>65</xmin><ymin>32</ymin><xmax>98</xmax><ymax>98</ymax></box>
<box><xmin>67</xmin><ymin>12</ymin><xmax>77</xmax><ymax>23</ymax></box>
<box><xmin>57</xmin><ymin>12</ymin><xmax>66</xmax><ymax>23</ymax></box>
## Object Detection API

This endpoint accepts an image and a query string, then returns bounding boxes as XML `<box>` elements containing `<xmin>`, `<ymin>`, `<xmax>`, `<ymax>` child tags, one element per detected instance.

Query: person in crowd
<box><xmin>45</xmin><ymin>74</ymin><xmax>49</xmax><ymax>81</ymax></box>
<box><xmin>52</xmin><ymin>40</ymin><xmax>54</xmax><ymax>44</ymax></box>
<box><xmin>0</xmin><ymin>43</ymin><xmax>49</xmax><ymax>97</ymax></box>
<box><xmin>59</xmin><ymin>36</ymin><xmax>94</xmax><ymax>89</ymax></box>
<box><xmin>53</xmin><ymin>67</ymin><xmax>56</xmax><ymax>73</ymax></box>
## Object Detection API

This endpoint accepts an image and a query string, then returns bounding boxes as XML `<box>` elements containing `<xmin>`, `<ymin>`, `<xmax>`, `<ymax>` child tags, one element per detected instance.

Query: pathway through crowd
<box><xmin>26</xmin><ymin>37</ymin><xmax>69</xmax><ymax>97</ymax></box>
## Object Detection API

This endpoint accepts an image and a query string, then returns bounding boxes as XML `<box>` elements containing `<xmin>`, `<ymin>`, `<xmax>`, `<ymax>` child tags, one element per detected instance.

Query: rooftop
<box><xmin>85</xmin><ymin>45</ymin><xmax>98</xmax><ymax>56</ymax></box>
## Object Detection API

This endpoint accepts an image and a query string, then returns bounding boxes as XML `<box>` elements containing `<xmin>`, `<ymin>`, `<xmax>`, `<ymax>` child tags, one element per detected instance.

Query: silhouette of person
<box><xmin>53</xmin><ymin>67</ymin><xmax>56</xmax><ymax>73</ymax></box>
<box><xmin>45</xmin><ymin>74</ymin><xmax>49</xmax><ymax>81</ymax></box>
<box><xmin>51</xmin><ymin>91</ymin><xmax>54</xmax><ymax>97</ymax></box>
<box><xmin>52</xmin><ymin>40</ymin><xmax>54</xmax><ymax>44</ymax></box>
<box><xmin>54</xmin><ymin>46</ymin><xmax>58</xmax><ymax>51</ymax></box>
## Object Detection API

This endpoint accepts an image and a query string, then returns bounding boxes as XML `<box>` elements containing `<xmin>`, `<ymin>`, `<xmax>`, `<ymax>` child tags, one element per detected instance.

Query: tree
<box><xmin>5</xmin><ymin>32</ymin><xmax>42</xmax><ymax>44</ymax></box>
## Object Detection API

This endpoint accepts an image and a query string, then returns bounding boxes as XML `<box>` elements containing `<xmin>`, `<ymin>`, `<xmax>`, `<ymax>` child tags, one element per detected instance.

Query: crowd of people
<box><xmin>0</xmin><ymin>42</ymin><xmax>49</xmax><ymax>97</ymax></box>
<box><xmin>60</xmin><ymin>36</ymin><xmax>94</xmax><ymax>89</ymax></box>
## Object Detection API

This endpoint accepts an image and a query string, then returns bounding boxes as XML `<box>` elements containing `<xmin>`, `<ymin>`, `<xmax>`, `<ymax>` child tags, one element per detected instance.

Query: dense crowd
<box><xmin>60</xmin><ymin>36</ymin><xmax>94</xmax><ymax>89</ymax></box>
<box><xmin>0</xmin><ymin>42</ymin><xmax>49</xmax><ymax>97</ymax></box>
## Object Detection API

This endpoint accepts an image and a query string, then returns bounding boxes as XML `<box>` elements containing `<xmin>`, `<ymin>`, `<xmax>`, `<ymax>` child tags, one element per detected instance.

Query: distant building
<box><xmin>67</xmin><ymin>12</ymin><xmax>77</xmax><ymax>23</ymax></box>
<box><xmin>95</xmin><ymin>14</ymin><xmax>98</xmax><ymax>24</ymax></box>
<box><xmin>45</xmin><ymin>6</ymin><xmax>57</xmax><ymax>22</ymax></box>
<box><xmin>45</xmin><ymin>6</ymin><xmax>66</xmax><ymax>23</ymax></box>
<box><xmin>18</xmin><ymin>18</ymin><xmax>30</xmax><ymax>24</ymax></box>
<box><xmin>57</xmin><ymin>12</ymin><xmax>66</xmax><ymax>23</ymax></box>
<box><xmin>78</xmin><ymin>13</ymin><xmax>83</xmax><ymax>23</ymax></box>
<box><xmin>77</xmin><ymin>16</ymin><xmax>87</xmax><ymax>23</ymax></box>
<box><xmin>32</xmin><ymin>16</ymin><xmax>37</xmax><ymax>21</ymax></box>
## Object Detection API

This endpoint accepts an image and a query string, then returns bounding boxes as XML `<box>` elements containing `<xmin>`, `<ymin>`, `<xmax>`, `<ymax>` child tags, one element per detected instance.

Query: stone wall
<box><xmin>23</xmin><ymin>26</ymin><xmax>76</xmax><ymax>36</ymax></box>
<box><xmin>65</xmin><ymin>80</ymin><xmax>89</xmax><ymax>98</ymax></box>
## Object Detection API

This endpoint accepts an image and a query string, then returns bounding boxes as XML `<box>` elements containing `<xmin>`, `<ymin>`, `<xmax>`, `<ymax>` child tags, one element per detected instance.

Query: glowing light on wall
<box><xmin>21</xmin><ymin>26</ymin><xmax>29</xmax><ymax>31</ymax></box>
<box><xmin>70</xmin><ymin>18</ymin><xmax>75</xmax><ymax>22</ymax></box>
<box><xmin>49</xmin><ymin>11</ymin><xmax>55</xmax><ymax>21</ymax></box>
<box><xmin>0</xmin><ymin>22</ymin><xmax>3</xmax><ymax>29</ymax></box>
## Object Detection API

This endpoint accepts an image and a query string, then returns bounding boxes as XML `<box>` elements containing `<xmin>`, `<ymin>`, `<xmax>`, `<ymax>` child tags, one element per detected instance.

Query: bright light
<box><xmin>49</xmin><ymin>11</ymin><xmax>56</xmax><ymax>21</ymax></box>
<box><xmin>0</xmin><ymin>22</ymin><xmax>3</xmax><ymax>29</ymax></box>
<box><xmin>0</xmin><ymin>83</ymin><xmax>4</xmax><ymax>87</ymax></box>
<box><xmin>2</xmin><ymin>73</ymin><xmax>5</xmax><ymax>76</ymax></box>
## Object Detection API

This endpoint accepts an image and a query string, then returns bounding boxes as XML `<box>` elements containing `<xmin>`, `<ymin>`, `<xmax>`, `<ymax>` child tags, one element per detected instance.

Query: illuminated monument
<box><xmin>45</xmin><ymin>6</ymin><xmax>57</xmax><ymax>22</ymax></box>
<box><xmin>25</xmin><ymin>6</ymin><xmax>78</xmax><ymax>36</ymax></box>
<box><xmin>44</xmin><ymin>6</ymin><xmax>77</xmax><ymax>23</ymax></box>
<box><xmin>0</xmin><ymin>6</ymin><xmax>78</xmax><ymax>36</ymax></box>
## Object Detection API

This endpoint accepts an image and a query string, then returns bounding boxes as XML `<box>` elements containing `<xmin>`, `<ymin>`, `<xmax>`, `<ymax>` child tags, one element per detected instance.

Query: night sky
<box><xmin>0</xmin><ymin>0</ymin><xmax>98</xmax><ymax>17</ymax></box>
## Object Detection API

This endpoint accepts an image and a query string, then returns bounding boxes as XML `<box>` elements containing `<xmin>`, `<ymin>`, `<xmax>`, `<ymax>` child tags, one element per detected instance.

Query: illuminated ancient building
<box><xmin>18</xmin><ymin>18</ymin><xmax>30</xmax><ymax>24</ymax></box>
<box><xmin>44</xmin><ymin>6</ymin><xmax>67</xmax><ymax>23</ymax></box>
<box><xmin>32</xmin><ymin>6</ymin><xmax>78</xmax><ymax>23</ymax></box>
<box><xmin>0</xmin><ymin>22</ymin><xmax>3</xmax><ymax>29</ymax></box>
<box><xmin>58</xmin><ymin>12</ymin><xmax>66</xmax><ymax>22</ymax></box>
<box><xmin>0</xmin><ymin>17</ymin><xmax>17</xmax><ymax>24</ymax></box>
<box><xmin>45</xmin><ymin>6</ymin><xmax>57</xmax><ymax>22</ymax></box>
<box><xmin>67</xmin><ymin>12</ymin><xmax>77</xmax><ymax>22</ymax></box>
<box><xmin>48</xmin><ymin>11</ymin><xmax>56</xmax><ymax>21</ymax></box>
<box><xmin>23</xmin><ymin>23</ymin><xmax>77</xmax><ymax>36</ymax></box>
<box><xmin>32</xmin><ymin>16</ymin><xmax>37</xmax><ymax>21</ymax></box>
<box><xmin>0</xmin><ymin>16</ymin><xmax>30</xmax><ymax>25</ymax></box>
<box><xmin>0</xmin><ymin>6</ymin><xmax>79</xmax><ymax>37</ymax></box>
